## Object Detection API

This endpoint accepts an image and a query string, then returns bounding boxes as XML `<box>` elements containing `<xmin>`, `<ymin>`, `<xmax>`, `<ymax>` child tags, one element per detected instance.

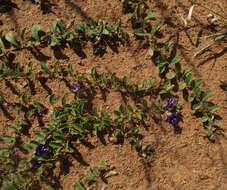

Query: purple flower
<box><xmin>164</xmin><ymin>97</ymin><xmax>176</xmax><ymax>110</ymax></box>
<box><xmin>31</xmin><ymin>158</ymin><xmax>43</xmax><ymax>169</ymax></box>
<box><xmin>167</xmin><ymin>113</ymin><xmax>178</xmax><ymax>125</ymax></box>
<box><xmin>36</xmin><ymin>143</ymin><xmax>49</xmax><ymax>156</ymax></box>
<box><xmin>73</xmin><ymin>84</ymin><xmax>80</xmax><ymax>92</ymax></box>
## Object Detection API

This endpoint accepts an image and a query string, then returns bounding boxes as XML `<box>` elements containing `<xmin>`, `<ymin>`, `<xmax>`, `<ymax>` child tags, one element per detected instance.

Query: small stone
<box><xmin>109</xmin><ymin>136</ymin><xmax>118</xmax><ymax>143</ymax></box>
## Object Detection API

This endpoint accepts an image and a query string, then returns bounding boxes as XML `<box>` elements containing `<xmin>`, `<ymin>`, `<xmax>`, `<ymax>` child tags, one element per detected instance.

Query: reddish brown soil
<box><xmin>0</xmin><ymin>0</ymin><xmax>226</xmax><ymax>190</ymax></box>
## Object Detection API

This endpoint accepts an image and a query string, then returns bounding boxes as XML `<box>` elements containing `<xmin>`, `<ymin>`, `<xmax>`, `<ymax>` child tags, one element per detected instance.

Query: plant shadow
<box><xmin>0</xmin><ymin>0</ymin><xmax>18</xmax><ymax>13</ymax></box>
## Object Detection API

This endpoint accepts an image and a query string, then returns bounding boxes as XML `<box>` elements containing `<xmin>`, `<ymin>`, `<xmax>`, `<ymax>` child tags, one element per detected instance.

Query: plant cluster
<box><xmin>0</xmin><ymin>50</ymin><xmax>224</xmax><ymax>189</ymax></box>
<box><xmin>0</xmin><ymin>20</ymin><xmax>128</xmax><ymax>59</ymax></box>
<box><xmin>74</xmin><ymin>161</ymin><xmax>117</xmax><ymax>190</ymax></box>
<box><xmin>121</xmin><ymin>0</ymin><xmax>161</xmax><ymax>38</ymax></box>
<box><xmin>0</xmin><ymin>1</ymin><xmax>226</xmax><ymax>190</ymax></box>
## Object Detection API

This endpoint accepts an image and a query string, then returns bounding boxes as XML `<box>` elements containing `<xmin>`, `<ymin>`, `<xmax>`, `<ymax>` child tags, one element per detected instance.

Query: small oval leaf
<box><xmin>5</xmin><ymin>32</ymin><xmax>19</xmax><ymax>47</ymax></box>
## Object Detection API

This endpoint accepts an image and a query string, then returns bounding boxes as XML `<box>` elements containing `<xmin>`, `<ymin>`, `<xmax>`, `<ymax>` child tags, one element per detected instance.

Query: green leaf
<box><xmin>28</xmin><ymin>61</ymin><xmax>33</xmax><ymax>74</ymax></box>
<box><xmin>174</xmin><ymin>62</ymin><xmax>181</xmax><ymax>77</ymax></box>
<box><xmin>49</xmin><ymin>94</ymin><xmax>55</xmax><ymax>105</ymax></box>
<box><xmin>93</xmin><ymin>166</ymin><xmax>101</xmax><ymax>174</ymax></box>
<box><xmin>15</xmin><ymin>107</ymin><xmax>21</xmax><ymax>117</ymax></box>
<box><xmin>83</xmin><ymin>177</ymin><xmax>94</xmax><ymax>184</ymax></box>
<box><xmin>91</xmin><ymin>67</ymin><xmax>96</xmax><ymax>80</ymax></box>
<box><xmin>40</xmin><ymin>175</ymin><xmax>49</xmax><ymax>184</ymax></box>
<box><xmin>33</xmin><ymin>100</ymin><xmax>45</xmax><ymax>109</ymax></box>
<box><xmin>54</xmin><ymin>61</ymin><xmax>60</xmax><ymax>76</ymax></box>
<box><xmin>148</xmin><ymin>48</ymin><xmax>154</xmax><ymax>57</ymax></box>
<box><xmin>151</xmin><ymin>23</ymin><xmax>161</xmax><ymax>36</ymax></box>
<box><xmin>142</xmin><ymin>79</ymin><xmax>147</xmax><ymax>88</ymax></box>
<box><xmin>137</xmin><ymin>113</ymin><xmax>142</xmax><ymax>120</ymax></box>
<box><xmin>8</xmin><ymin>126</ymin><xmax>17</xmax><ymax>132</ymax></box>
<box><xmin>187</xmin><ymin>96</ymin><xmax>194</xmax><ymax>102</ymax></box>
<box><xmin>127</xmin><ymin>13</ymin><xmax>134</xmax><ymax>19</ymax></box>
<box><xmin>194</xmin><ymin>79</ymin><xmax>203</xmax><ymax>88</ymax></box>
<box><xmin>15</xmin><ymin>120</ymin><xmax>24</xmax><ymax>127</ymax></box>
<box><xmin>32</xmin><ymin>25</ymin><xmax>41</xmax><ymax>40</ymax></box>
<box><xmin>214</xmin><ymin>121</ymin><xmax>224</xmax><ymax>126</ymax></box>
<box><xmin>6</xmin><ymin>163</ymin><xmax>15</xmax><ymax>171</ymax></box>
<box><xmin>119</xmin><ymin>105</ymin><xmax>125</xmax><ymax>114</ymax></box>
<box><xmin>201</xmin><ymin>90</ymin><xmax>211</xmax><ymax>101</ymax></box>
<box><xmin>165</xmin><ymin>72</ymin><xmax>176</xmax><ymax>79</ymax></box>
<box><xmin>2</xmin><ymin>63</ymin><xmax>9</xmax><ymax>74</ymax></box>
<box><xmin>171</xmin><ymin>57</ymin><xmax>181</xmax><ymax>64</ymax></box>
<box><xmin>127</xmin><ymin>104</ymin><xmax>133</xmax><ymax>112</ymax></box>
<box><xmin>202</xmin><ymin>101</ymin><xmax>208</xmax><ymax>111</ymax></box>
<box><xmin>214</xmin><ymin>32</ymin><xmax>227</xmax><ymax>41</ymax></box>
<box><xmin>202</xmin><ymin>116</ymin><xmax>208</xmax><ymax>122</ymax></box>
<box><xmin>49</xmin><ymin>142</ymin><xmax>62</xmax><ymax>149</ymax></box>
<box><xmin>142</xmin><ymin>99</ymin><xmax>148</xmax><ymax>107</ymax></box>
<box><xmin>52</xmin><ymin>21</ymin><xmax>58</xmax><ymax>36</ymax></box>
<box><xmin>101</xmin><ymin>72</ymin><xmax>107</xmax><ymax>85</ymax></box>
<box><xmin>101</xmin><ymin>160</ymin><xmax>108</xmax><ymax>167</ymax></box>
<box><xmin>179</xmin><ymin>83</ymin><xmax>186</xmax><ymax>90</ymax></box>
<box><xmin>123</xmin><ymin>76</ymin><xmax>127</xmax><ymax>88</ymax></box>
<box><xmin>183</xmin><ymin>67</ymin><xmax>192</xmax><ymax>75</ymax></box>
<box><xmin>155</xmin><ymin>56</ymin><xmax>166</xmax><ymax>64</ymax></box>
<box><xmin>41</xmin><ymin>127</ymin><xmax>50</xmax><ymax>134</ymax></box>
<box><xmin>40</xmin><ymin>62</ymin><xmax>51</xmax><ymax>74</ymax></box>
<box><xmin>114</xmin><ymin>110</ymin><xmax>120</xmax><ymax>117</ymax></box>
<box><xmin>111</xmin><ymin>73</ymin><xmax>116</xmax><ymax>86</ymax></box>
<box><xmin>5</xmin><ymin>32</ymin><xmax>19</xmax><ymax>47</ymax></box>
<box><xmin>67</xmin><ymin>63</ymin><xmax>73</xmax><ymax>76</ymax></box>
<box><xmin>40</xmin><ymin>34</ymin><xmax>50</xmax><ymax>41</ymax></box>
<box><xmin>193</xmin><ymin>87</ymin><xmax>201</xmax><ymax>97</ymax></box>
<box><xmin>50</xmin><ymin>37</ymin><xmax>57</xmax><ymax>46</ymax></box>
<box><xmin>0</xmin><ymin>91</ymin><xmax>6</xmax><ymax>102</ymax></box>
<box><xmin>157</xmin><ymin>63</ymin><xmax>166</xmax><ymax>73</ymax></box>
<box><xmin>34</xmin><ymin>132</ymin><xmax>45</xmax><ymax>139</ymax></box>
<box><xmin>15</xmin><ymin>62</ymin><xmax>21</xmax><ymax>73</ymax></box>
<box><xmin>22</xmin><ymin>92</ymin><xmax>28</xmax><ymax>105</ymax></box>
<box><xmin>19</xmin><ymin>28</ymin><xmax>26</xmax><ymax>44</ymax></box>
<box><xmin>30</xmin><ymin>140</ymin><xmax>39</xmax><ymax>146</ymax></box>
<box><xmin>192</xmin><ymin>103</ymin><xmax>200</xmax><ymax>110</ymax></box>
<box><xmin>162</xmin><ymin>41</ymin><xmax>172</xmax><ymax>53</ymax></box>
<box><xmin>2</xmin><ymin>135</ymin><xmax>15</xmax><ymax>141</ymax></box>
<box><xmin>205</xmin><ymin>128</ymin><xmax>213</xmax><ymax>139</ymax></box>
<box><xmin>132</xmin><ymin>127</ymin><xmax>139</xmax><ymax>134</ymax></box>
<box><xmin>101</xmin><ymin>110</ymin><xmax>109</xmax><ymax>119</ymax></box>
<box><xmin>53</xmin><ymin>135</ymin><xmax>66</xmax><ymax>142</ymax></box>
<box><xmin>56</xmin><ymin>21</ymin><xmax>65</xmax><ymax>34</ymax></box>
<box><xmin>88</xmin><ymin>169</ymin><xmax>96</xmax><ymax>178</ymax></box>
<box><xmin>144</xmin><ymin>12</ymin><xmax>156</xmax><ymax>22</ymax></box>
<box><xmin>185</xmin><ymin>73</ymin><xmax>193</xmax><ymax>86</ymax></box>
<box><xmin>74</xmin><ymin>181</ymin><xmax>85</xmax><ymax>190</ymax></box>
<box><xmin>0</xmin><ymin>31</ymin><xmax>5</xmax><ymax>49</ymax></box>
<box><xmin>135</xmin><ymin>4</ymin><xmax>141</xmax><ymax>20</ymax></box>
<box><xmin>74</xmin><ymin>22</ymin><xmax>85</xmax><ymax>33</ymax></box>
<box><xmin>61</xmin><ymin>95</ymin><xmax>67</xmax><ymax>106</ymax></box>
<box><xmin>159</xmin><ymin>89</ymin><xmax>167</xmax><ymax>94</ymax></box>
<box><xmin>209</xmin><ymin>105</ymin><xmax>220</xmax><ymax>113</ymax></box>
<box><xmin>2</xmin><ymin>184</ymin><xmax>17</xmax><ymax>190</ymax></box>
<box><xmin>22</xmin><ymin>143</ymin><xmax>33</xmax><ymax>151</ymax></box>
<box><xmin>135</xmin><ymin>28</ymin><xmax>146</xmax><ymax>36</ymax></box>
<box><xmin>66</xmin><ymin>141</ymin><xmax>74</xmax><ymax>153</ymax></box>
<box><xmin>150</xmin><ymin>78</ymin><xmax>155</xmax><ymax>87</ymax></box>
<box><xmin>47</xmin><ymin>187</ymin><xmax>55</xmax><ymax>190</ymax></box>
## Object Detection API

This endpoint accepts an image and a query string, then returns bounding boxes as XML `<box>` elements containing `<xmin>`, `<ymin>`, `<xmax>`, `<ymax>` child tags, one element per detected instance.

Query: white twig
<box><xmin>187</xmin><ymin>5</ymin><xmax>195</xmax><ymax>21</ymax></box>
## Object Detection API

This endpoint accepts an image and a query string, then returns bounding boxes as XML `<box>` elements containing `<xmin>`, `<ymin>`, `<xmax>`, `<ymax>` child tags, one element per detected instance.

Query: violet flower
<box><xmin>36</xmin><ymin>143</ymin><xmax>49</xmax><ymax>156</ymax></box>
<box><xmin>73</xmin><ymin>84</ymin><xmax>80</xmax><ymax>92</ymax></box>
<box><xmin>164</xmin><ymin>97</ymin><xmax>176</xmax><ymax>110</ymax></box>
<box><xmin>167</xmin><ymin>113</ymin><xmax>178</xmax><ymax>125</ymax></box>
